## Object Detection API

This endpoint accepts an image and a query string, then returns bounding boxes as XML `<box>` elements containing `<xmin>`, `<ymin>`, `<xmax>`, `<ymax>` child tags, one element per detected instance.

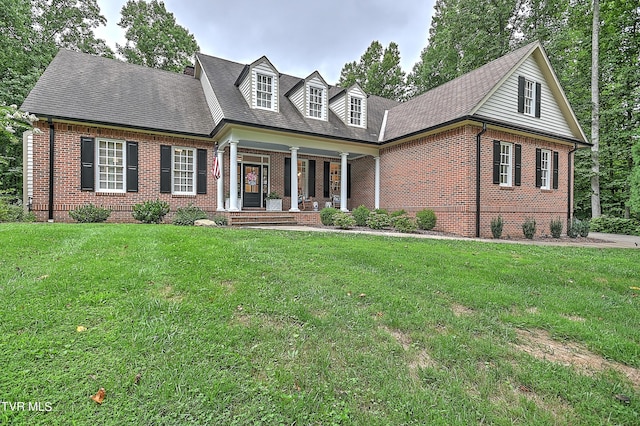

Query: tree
<box><xmin>590</xmin><ymin>0</ymin><xmax>601</xmax><ymax>218</ymax></box>
<box><xmin>337</xmin><ymin>41</ymin><xmax>406</xmax><ymax>101</ymax></box>
<box><xmin>117</xmin><ymin>0</ymin><xmax>199</xmax><ymax>72</ymax></box>
<box><xmin>0</xmin><ymin>104</ymin><xmax>41</xmax><ymax>196</ymax></box>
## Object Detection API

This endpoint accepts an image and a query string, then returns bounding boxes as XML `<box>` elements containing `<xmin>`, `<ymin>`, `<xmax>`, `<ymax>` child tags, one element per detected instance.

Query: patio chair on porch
<box><xmin>298</xmin><ymin>194</ymin><xmax>312</xmax><ymax>211</ymax></box>
<box><xmin>332</xmin><ymin>194</ymin><xmax>340</xmax><ymax>209</ymax></box>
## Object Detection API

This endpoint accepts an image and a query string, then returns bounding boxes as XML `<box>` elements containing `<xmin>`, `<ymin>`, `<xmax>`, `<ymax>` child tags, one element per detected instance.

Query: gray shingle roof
<box><xmin>21</xmin><ymin>49</ymin><xmax>215</xmax><ymax>136</ymax></box>
<box><xmin>383</xmin><ymin>42</ymin><xmax>537</xmax><ymax>141</ymax></box>
<box><xmin>197</xmin><ymin>53</ymin><xmax>399</xmax><ymax>143</ymax></box>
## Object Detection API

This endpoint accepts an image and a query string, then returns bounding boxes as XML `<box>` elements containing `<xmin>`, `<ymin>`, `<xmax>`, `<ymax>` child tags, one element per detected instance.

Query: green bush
<box><xmin>352</xmin><ymin>205</ymin><xmax>370</xmax><ymax>226</ymax></box>
<box><xmin>172</xmin><ymin>205</ymin><xmax>207</xmax><ymax>226</ymax></box>
<box><xmin>373</xmin><ymin>208</ymin><xmax>388</xmax><ymax>215</ymax></box>
<box><xmin>132</xmin><ymin>199</ymin><xmax>170</xmax><ymax>224</ymax></box>
<box><xmin>390</xmin><ymin>209</ymin><xmax>407</xmax><ymax>218</ymax></box>
<box><xmin>589</xmin><ymin>216</ymin><xmax>640</xmax><ymax>236</ymax></box>
<box><xmin>366</xmin><ymin>211</ymin><xmax>391</xmax><ymax>230</ymax></box>
<box><xmin>567</xmin><ymin>218</ymin><xmax>580</xmax><ymax>238</ymax></box>
<box><xmin>522</xmin><ymin>217</ymin><xmax>537</xmax><ymax>239</ymax></box>
<box><xmin>392</xmin><ymin>216</ymin><xmax>417</xmax><ymax>233</ymax></box>
<box><xmin>320</xmin><ymin>207</ymin><xmax>339</xmax><ymax>226</ymax></box>
<box><xmin>212</xmin><ymin>215</ymin><xmax>228</xmax><ymax>226</ymax></box>
<box><xmin>416</xmin><ymin>209</ymin><xmax>437</xmax><ymax>230</ymax></box>
<box><xmin>550</xmin><ymin>218</ymin><xmax>563</xmax><ymax>238</ymax></box>
<box><xmin>490</xmin><ymin>216</ymin><xmax>503</xmax><ymax>239</ymax></box>
<box><xmin>577</xmin><ymin>219</ymin><xmax>590</xmax><ymax>237</ymax></box>
<box><xmin>333</xmin><ymin>212</ymin><xmax>356</xmax><ymax>229</ymax></box>
<box><xmin>0</xmin><ymin>198</ymin><xmax>26</xmax><ymax>222</ymax></box>
<box><xmin>69</xmin><ymin>203</ymin><xmax>111</xmax><ymax>223</ymax></box>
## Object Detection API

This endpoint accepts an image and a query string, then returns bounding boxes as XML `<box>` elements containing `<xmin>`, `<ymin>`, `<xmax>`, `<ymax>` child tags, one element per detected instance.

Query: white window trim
<box><xmin>524</xmin><ymin>79</ymin><xmax>536</xmax><ymax>117</ymax></box>
<box><xmin>307</xmin><ymin>84</ymin><xmax>325</xmax><ymax>120</ymax></box>
<box><xmin>96</xmin><ymin>138</ymin><xmax>126</xmax><ymax>193</ymax></box>
<box><xmin>540</xmin><ymin>149</ymin><xmax>551</xmax><ymax>190</ymax></box>
<box><xmin>329</xmin><ymin>162</ymin><xmax>341</xmax><ymax>195</ymax></box>
<box><xmin>172</xmin><ymin>146</ymin><xmax>196</xmax><ymax>195</ymax></box>
<box><xmin>255</xmin><ymin>71</ymin><xmax>276</xmax><ymax>111</ymax></box>
<box><xmin>297</xmin><ymin>159</ymin><xmax>309</xmax><ymax>197</ymax></box>
<box><xmin>348</xmin><ymin>95</ymin><xmax>365</xmax><ymax>128</ymax></box>
<box><xmin>500</xmin><ymin>142</ymin><xmax>512</xmax><ymax>187</ymax></box>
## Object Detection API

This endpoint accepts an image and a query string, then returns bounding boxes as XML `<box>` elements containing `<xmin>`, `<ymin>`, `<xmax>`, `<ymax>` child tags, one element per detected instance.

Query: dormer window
<box><xmin>518</xmin><ymin>76</ymin><xmax>541</xmax><ymax>118</ymax></box>
<box><xmin>524</xmin><ymin>79</ymin><xmax>535</xmax><ymax>116</ymax></box>
<box><xmin>349</xmin><ymin>96</ymin><xmax>362</xmax><ymax>126</ymax></box>
<box><xmin>308</xmin><ymin>86</ymin><xmax>324</xmax><ymax>119</ymax></box>
<box><xmin>256</xmin><ymin>73</ymin><xmax>273</xmax><ymax>109</ymax></box>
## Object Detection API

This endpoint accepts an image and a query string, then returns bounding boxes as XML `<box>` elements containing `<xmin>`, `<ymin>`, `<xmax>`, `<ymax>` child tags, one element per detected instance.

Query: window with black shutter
<box><xmin>126</xmin><ymin>141</ymin><xmax>138</xmax><ymax>192</ymax></box>
<box><xmin>197</xmin><ymin>148</ymin><xmax>207</xmax><ymax>194</ymax></box>
<box><xmin>552</xmin><ymin>151</ymin><xmax>559</xmax><ymax>189</ymax></box>
<box><xmin>160</xmin><ymin>145</ymin><xmax>171</xmax><ymax>193</ymax></box>
<box><xmin>80</xmin><ymin>137</ymin><xmax>95</xmax><ymax>191</ymax></box>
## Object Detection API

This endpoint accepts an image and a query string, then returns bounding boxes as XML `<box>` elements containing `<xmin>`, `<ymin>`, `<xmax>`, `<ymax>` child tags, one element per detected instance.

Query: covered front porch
<box><xmin>213</xmin><ymin>127</ymin><xmax>382</xmax><ymax>214</ymax></box>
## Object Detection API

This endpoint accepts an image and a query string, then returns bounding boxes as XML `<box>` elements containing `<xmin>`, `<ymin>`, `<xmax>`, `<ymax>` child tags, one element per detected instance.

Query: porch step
<box><xmin>230</xmin><ymin>214</ymin><xmax>298</xmax><ymax>227</ymax></box>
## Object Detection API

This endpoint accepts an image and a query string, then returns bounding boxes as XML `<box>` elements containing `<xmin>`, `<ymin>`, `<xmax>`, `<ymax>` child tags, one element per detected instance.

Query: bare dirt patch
<box><xmin>157</xmin><ymin>285</ymin><xmax>183</xmax><ymax>302</ymax></box>
<box><xmin>380</xmin><ymin>326</ymin><xmax>437</xmax><ymax>381</ymax></box>
<box><xmin>451</xmin><ymin>303</ymin><xmax>474</xmax><ymax>317</ymax></box>
<box><xmin>513</xmin><ymin>328</ymin><xmax>640</xmax><ymax>390</ymax></box>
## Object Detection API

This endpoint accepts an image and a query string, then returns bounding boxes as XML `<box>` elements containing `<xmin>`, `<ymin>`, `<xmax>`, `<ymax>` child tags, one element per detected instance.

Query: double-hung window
<box><xmin>172</xmin><ymin>147</ymin><xmax>196</xmax><ymax>195</ymax></box>
<box><xmin>97</xmin><ymin>139</ymin><xmax>125</xmax><ymax>192</ymax></box>
<box><xmin>518</xmin><ymin>76</ymin><xmax>541</xmax><ymax>118</ymax></box>
<box><xmin>308</xmin><ymin>86</ymin><xmax>323</xmax><ymax>119</ymax></box>
<box><xmin>499</xmin><ymin>142</ymin><xmax>512</xmax><ymax>186</ymax></box>
<box><xmin>349</xmin><ymin>96</ymin><xmax>362</xmax><ymax>126</ymax></box>
<box><xmin>524</xmin><ymin>80</ymin><xmax>535</xmax><ymax>116</ymax></box>
<box><xmin>539</xmin><ymin>149</ymin><xmax>551</xmax><ymax>190</ymax></box>
<box><xmin>256</xmin><ymin>73</ymin><xmax>273</xmax><ymax>109</ymax></box>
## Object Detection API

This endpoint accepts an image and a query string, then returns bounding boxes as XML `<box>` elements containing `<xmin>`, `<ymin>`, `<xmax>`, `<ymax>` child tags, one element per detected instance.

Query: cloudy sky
<box><xmin>95</xmin><ymin>0</ymin><xmax>436</xmax><ymax>84</ymax></box>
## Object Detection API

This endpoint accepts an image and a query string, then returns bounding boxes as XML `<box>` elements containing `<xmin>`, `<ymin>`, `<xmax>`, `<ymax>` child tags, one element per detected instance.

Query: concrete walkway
<box><xmin>249</xmin><ymin>226</ymin><xmax>639</xmax><ymax>249</ymax></box>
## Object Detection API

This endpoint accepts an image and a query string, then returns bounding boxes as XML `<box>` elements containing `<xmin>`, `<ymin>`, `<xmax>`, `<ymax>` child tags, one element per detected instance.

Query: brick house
<box><xmin>21</xmin><ymin>41</ymin><xmax>588</xmax><ymax>237</ymax></box>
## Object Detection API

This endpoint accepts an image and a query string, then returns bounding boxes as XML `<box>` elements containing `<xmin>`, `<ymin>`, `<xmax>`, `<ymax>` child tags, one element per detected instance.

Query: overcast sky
<box><xmin>95</xmin><ymin>0</ymin><xmax>436</xmax><ymax>84</ymax></box>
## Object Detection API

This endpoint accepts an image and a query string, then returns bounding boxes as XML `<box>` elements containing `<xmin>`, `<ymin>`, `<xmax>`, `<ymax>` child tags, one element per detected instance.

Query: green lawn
<box><xmin>1</xmin><ymin>223</ymin><xmax>638</xmax><ymax>425</ymax></box>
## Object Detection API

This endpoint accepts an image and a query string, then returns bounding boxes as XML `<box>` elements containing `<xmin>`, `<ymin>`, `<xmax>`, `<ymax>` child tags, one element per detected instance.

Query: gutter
<box><xmin>476</xmin><ymin>122</ymin><xmax>487</xmax><ymax>238</ymax></box>
<box><xmin>48</xmin><ymin>118</ymin><xmax>54</xmax><ymax>221</ymax></box>
<box><xmin>567</xmin><ymin>142</ymin><xmax>579</xmax><ymax>224</ymax></box>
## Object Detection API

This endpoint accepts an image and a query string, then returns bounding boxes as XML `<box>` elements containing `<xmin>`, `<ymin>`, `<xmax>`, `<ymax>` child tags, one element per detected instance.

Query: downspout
<box><xmin>476</xmin><ymin>122</ymin><xmax>487</xmax><ymax>238</ymax></box>
<box><xmin>48</xmin><ymin>118</ymin><xmax>55</xmax><ymax>221</ymax></box>
<box><xmin>567</xmin><ymin>142</ymin><xmax>579</xmax><ymax>224</ymax></box>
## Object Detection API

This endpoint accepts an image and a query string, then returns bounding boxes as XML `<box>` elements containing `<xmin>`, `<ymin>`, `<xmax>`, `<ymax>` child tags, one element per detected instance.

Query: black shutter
<box><xmin>308</xmin><ymin>160</ymin><xmax>316</xmax><ymax>197</ymax></box>
<box><xmin>126</xmin><ymin>141</ymin><xmax>138</xmax><ymax>192</ymax></box>
<box><xmin>347</xmin><ymin>163</ymin><xmax>351</xmax><ymax>198</ymax></box>
<box><xmin>517</xmin><ymin>76</ymin><xmax>525</xmax><ymax>113</ymax></box>
<box><xmin>323</xmin><ymin>161</ymin><xmax>330</xmax><ymax>197</ymax></box>
<box><xmin>197</xmin><ymin>148</ymin><xmax>207</xmax><ymax>194</ymax></box>
<box><xmin>492</xmin><ymin>140</ymin><xmax>501</xmax><ymax>184</ymax></box>
<box><xmin>535</xmin><ymin>148</ymin><xmax>542</xmax><ymax>188</ymax></box>
<box><xmin>284</xmin><ymin>157</ymin><xmax>291</xmax><ymax>197</ymax></box>
<box><xmin>514</xmin><ymin>144</ymin><xmax>522</xmax><ymax>186</ymax></box>
<box><xmin>80</xmin><ymin>137</ymin><xmax>95</xmax><ymax>191</ymax></box>
<box><xmin>552</xmin><ymin>151</ymin><xmax>559</xmax><ymax>189</ymax></box>
<box><xmin>535</xmin><ymin>82</ymin><xmax>542</xmax><ymax>118</ymax></box>
<box><xmin>160</xmin><ymin>145</ymin><xmax>171</xmax><ymax>193</ymax></box>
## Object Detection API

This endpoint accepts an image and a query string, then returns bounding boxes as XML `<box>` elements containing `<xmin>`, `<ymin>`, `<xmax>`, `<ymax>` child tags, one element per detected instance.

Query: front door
<box><xmin>243</xmin><ymin>164</ymin><xmax>261</xmax><ymax>208</ymax></box>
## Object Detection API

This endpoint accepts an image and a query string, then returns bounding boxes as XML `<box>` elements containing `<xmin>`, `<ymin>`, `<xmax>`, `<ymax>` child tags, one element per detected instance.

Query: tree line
<box><xmin>2</xmin><ymin>0</ymin><xmax>638</xmax><ymax>220</ymax></box>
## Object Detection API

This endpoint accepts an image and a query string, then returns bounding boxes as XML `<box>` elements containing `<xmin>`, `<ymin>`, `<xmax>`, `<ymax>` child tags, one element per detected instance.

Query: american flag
<box><xmin>211</xmin><ymin>144</ymin><xmax>221</xmax><ymax>180</ymax></box>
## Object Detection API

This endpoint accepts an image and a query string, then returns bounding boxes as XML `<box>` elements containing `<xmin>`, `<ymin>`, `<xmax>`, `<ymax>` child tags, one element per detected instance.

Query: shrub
<box><xmin>0</xmin><ymin>198</ymin><xmax>26</xmax><ymax>222</ymax></box>
<box><xmin>390</xmin><ymin>209</ymin><xmax>407</xmax><ymax>218</ymax></box>
<box><xmin>333</xmin><ymin>212</ymin><xmax>356</xmax><ymax>229</ymax></box>
<box><xmin>589</xmin><ymin>216</ymin><xmax>640</xmax><ymax>236</ymax></box>
<box><xmin>320</xmin><ymin>207</ymin><xmax>339</xmax><ymax>226</ymax></box>
<box><xmin>366</xmin><ymin>211</ymin><xmax>391</xmax><ymax>230</ymax></box>
<box><xmin>132</xmin><ymin>199</ymin><xmax>170</xmax><ymax>224</ymax></box>
<box><xmin>416</xmin><ymin>209</ymin><xmax>437</xmax><ymax>230</ymax></box>
<box><xmin>373</xmin><ymin>208</ymin><xmax>388</xmax><ymax>215</ymax></box>
<box><xmin>550</xmin><ymin>218</ymin><xmax>563</xmax><ymax>238</ymax></box>
<box><xmin>578</xmin><ymin>219</ymin><xmax>590</xmax><ymax>237</ymax></box>
<box><xmin>212</xmin><ymin>215</ymin><xmax>228</xmax><ymax>226</ymax></box>
<box><xmin>567</xmin><ymin>219</ymin><xmax>580</xmax><ymax>238</ymax></box>
<box><xmin>69</xmin><ymin>203</ymin><xmax>111</xmax><ymax>223</ymax></box>
<box><xmin>172</xmin><ymin>205</ymin><xmax>207</xmax><ymax>226</ymax></box>
<box><xmin>392</xmin><ymin>216</ymin><xmax>417</xmax><ymax>233</ymax></box>
<box><xmin>352</xmin><ymin>205</ymin><xmax>370</xmax><ymax>226</ymax></box>
<box><xmin>522</xmin><ymin>217</ymin><xmax>537</xmax><ymax>239</ymax></box>
<box><xmin>490</xmin><ymin>216</ymin><xmax>503</xmax><ymax>239</ymax></box>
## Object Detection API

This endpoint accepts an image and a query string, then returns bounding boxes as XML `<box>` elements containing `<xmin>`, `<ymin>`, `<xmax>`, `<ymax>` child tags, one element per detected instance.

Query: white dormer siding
<box><xmin>329</xmin><ymin>84</ymin><xmax>367</xmax><ymax>129</ymax></box>
<box><xmin>476</xmin><ymin>55</ymin><xmax>573</xmax><ymax>139</ymax></box>
<box><xmin>289</xmin><ymin>84</ymin><xmax>305</xmax><ymax>114</ymax></box>
<box><xmin>197</xmin><ymin>62</ymin><xmax>224</xmax><ymax>125</ymax></box>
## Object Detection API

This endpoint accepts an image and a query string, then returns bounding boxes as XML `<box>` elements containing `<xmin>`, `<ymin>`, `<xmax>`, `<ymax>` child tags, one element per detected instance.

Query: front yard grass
<box><xmin>0</xmin><ymin>223</ymin><xmax>638</xmax><ymax>425</ymax></box>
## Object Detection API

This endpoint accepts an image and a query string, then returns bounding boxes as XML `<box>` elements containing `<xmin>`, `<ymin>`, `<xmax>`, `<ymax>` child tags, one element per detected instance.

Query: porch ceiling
<box><xmin>235</xmin><ymin>139</ymin><xmax>365</xmax><ymax>160</ymax></box>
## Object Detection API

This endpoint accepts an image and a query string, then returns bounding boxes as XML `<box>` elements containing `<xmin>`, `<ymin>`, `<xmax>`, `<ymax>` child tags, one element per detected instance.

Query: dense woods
<box><xmin>2</xmin><ymin>0</ymin><xmax>638</xmax><ymax>220</ymax></box>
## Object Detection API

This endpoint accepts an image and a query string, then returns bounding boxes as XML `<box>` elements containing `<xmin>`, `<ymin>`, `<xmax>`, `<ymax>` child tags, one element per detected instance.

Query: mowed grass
<box><xmin>0</xmin><ymin>223</ymin><xmax>638</xmax><ymax>425</ymax></box>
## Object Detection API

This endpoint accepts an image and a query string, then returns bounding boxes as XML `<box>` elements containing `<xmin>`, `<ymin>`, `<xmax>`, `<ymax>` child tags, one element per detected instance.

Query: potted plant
<box><xmin>265</xmin><ymin>191</ymin><xmax>282</xmax><ymax>211</ymax></box>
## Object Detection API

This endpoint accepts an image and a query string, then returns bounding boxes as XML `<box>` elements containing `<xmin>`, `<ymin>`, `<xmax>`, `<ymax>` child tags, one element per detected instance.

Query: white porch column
<box><xmin>228</xmin><ymin>141</ymin><xmax>239</xmax><ymax>212</ymax></box>
<box><xmin>216</xmin><ymin>148</ymin><xmax>225</xmax><ymax>211</ymax></box>
<box><xmin>340</xmin><ymin>152</ymin><xmax>349</xmax><ymax>212</ymax></box>
<box><xmin>374</xmin><ymin>156</ymin><xmax>380</xmax><ymax>210</ymax></box>
<box><xmin>289</xmin><ymin>147</ymin><xmax>300</xmax><ymax>212</ymax></box>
